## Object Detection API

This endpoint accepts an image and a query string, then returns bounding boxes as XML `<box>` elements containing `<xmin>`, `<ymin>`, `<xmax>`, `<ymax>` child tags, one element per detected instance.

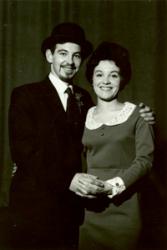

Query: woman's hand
<box><xmin>105</xmin><ymin>177</ymin><xmax>126</xmax><ymax>199</ymax></box>
<box><xmin>69</xmin><ymin>173</ymin><xmax>105</xmax><ymax>198</ymax></box>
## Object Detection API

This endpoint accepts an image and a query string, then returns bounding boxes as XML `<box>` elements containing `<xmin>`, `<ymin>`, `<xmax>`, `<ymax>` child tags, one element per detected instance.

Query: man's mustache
<box><xmin>61</xmin><ymin>63</ymin><xmax>76</xmax><ymax>69</ymax></box>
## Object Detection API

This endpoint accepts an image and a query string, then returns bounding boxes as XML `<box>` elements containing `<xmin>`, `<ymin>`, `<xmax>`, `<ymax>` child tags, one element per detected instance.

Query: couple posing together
<box><xmin>9</xmin><ymin>22</ymin><xmax>155</xmax><ymax>250</ymax></box>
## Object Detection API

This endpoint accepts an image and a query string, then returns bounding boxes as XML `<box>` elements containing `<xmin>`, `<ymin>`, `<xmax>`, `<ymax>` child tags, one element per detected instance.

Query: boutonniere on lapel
<box><xmin>74</xmin><ymin>93</ymin><xmax>84</xmax><ymax>112</ymax></box>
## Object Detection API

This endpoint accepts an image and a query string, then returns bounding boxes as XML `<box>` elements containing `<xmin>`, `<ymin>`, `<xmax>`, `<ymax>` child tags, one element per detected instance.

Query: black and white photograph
<box><xmin>0</xmin><ymin>1</ymin><xmax>166</xmax><ymax>250</ymax></box>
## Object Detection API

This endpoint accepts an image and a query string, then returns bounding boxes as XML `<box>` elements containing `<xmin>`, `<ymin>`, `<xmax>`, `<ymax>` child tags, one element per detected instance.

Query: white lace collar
<box><xmin>85</xmin><ymin>102</ymin><xmax>136</xmax><ymax>129</ymax></box>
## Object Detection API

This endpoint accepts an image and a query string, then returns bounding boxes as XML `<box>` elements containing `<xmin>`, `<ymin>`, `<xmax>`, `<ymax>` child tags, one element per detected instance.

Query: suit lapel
<box><xmin>40</xmin><ymin>77</ymin><xmax>66</xmax><ymax>123</ymax></box>
<box><xmin>39</xmin><ymin>77</ymin><xmax>86</xmax><ymax>125</ymax></box>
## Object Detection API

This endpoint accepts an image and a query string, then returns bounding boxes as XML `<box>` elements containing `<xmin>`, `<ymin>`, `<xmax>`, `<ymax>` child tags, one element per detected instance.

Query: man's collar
<box><xmin>49</xmin><ymin>72</ymin><xmax>73</xmax><ymax>93</ymax></box>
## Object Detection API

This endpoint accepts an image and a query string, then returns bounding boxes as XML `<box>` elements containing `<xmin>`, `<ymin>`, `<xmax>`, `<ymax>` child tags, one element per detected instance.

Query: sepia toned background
<box><xmin>0</xmin><ymin>0</ymin><xmax>167</xmax><ymax>249</ymax></box>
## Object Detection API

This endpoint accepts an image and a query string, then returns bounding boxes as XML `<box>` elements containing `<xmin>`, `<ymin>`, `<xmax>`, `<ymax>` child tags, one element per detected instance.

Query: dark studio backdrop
<box><xmin>0</xmin><ymin>0</ymin><xmax>167</xmax><ymax>249</ymax></box>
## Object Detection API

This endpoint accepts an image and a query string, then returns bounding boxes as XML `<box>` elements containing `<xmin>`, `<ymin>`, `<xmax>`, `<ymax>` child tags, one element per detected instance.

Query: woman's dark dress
<box><xmin>79</xmin><ymin>102</ymin><xmax>154</xmax><ymax>250</ymax></box>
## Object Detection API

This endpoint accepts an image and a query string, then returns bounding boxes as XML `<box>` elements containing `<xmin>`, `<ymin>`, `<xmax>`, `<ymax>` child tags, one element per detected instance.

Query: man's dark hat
<box><xmin>41</xmin><ymin>22</ymin><xmax>93</xmax><ymax>59</ymax></box>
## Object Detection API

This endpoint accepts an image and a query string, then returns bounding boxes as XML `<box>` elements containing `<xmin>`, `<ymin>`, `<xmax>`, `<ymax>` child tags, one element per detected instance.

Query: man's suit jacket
<box><xmin>8</xmin><ymin>77</ymin><xmax>93</xmax><ymax>235</ymax></box>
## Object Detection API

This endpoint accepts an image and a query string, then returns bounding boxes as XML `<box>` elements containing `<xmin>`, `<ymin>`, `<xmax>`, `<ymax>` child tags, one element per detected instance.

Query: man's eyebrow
<box><xmin>57</xmin><ymin>49</ymin><xmax>68</xmax><ymax>52</ymax></box>
<box><xmin>57</xmin><ymin>49</ymin><xmax>81</xmax><ymax>54</ymax></box>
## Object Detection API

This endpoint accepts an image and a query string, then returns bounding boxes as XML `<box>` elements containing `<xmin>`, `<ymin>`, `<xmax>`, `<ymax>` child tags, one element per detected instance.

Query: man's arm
<box><xmin>9</xmin><ymin>87</ymin><xmax>43</xmax><ymax>180</ymax></box>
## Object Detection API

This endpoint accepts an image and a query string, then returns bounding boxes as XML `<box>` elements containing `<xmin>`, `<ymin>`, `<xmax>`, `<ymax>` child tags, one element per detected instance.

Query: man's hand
<box><xmin>12</xmin><ymin>163</ymin><xmax>18</xmax><ymax>177</ymax></box>
<box><xmin>139</xmin><ymin>103</ymin><xmax>155</xmax><ymax>125</ymax></box>
<box><xmin>69</xmin><ymin>173</ymin><xmax>105</xmax><ymax>198</ymax></box>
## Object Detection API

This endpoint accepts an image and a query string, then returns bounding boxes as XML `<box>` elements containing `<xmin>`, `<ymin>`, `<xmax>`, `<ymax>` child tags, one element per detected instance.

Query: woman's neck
<box><xmin>96</xmin><ymin>98</ymin><xmax>124</xmax><ymax>113</ymax></box>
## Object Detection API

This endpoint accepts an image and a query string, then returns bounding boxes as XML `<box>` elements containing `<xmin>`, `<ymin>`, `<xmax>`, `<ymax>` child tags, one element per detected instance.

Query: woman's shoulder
<box><xmin>126</xmin><ymin>102</ymin><xmax>151</xmax><ymax>128</ymax></box>
<box><xmin>124</xmin><ymin>101</ymin><xmax>137</xmax><ymax>114</ymax></box>
<box><xmin>124</xmin><ymin>101</ymin><xmax>143</xmax><ymax>121</ymax></box>
<box><xmin>87</xmin><ymin>106</ymin><xmax>96</xmax><ymax>115</ymax></box>
<box><xmin>85</xmin><ymin>106</ymin><xmax>102</xmax><ymax>130</ymax></box>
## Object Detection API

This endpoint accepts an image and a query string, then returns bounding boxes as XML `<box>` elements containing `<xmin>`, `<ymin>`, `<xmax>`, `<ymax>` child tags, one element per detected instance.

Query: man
<box><xmin>8</xmin><ymin>22</ymin><xmax>154</xmax><ymax>250</ymax></box>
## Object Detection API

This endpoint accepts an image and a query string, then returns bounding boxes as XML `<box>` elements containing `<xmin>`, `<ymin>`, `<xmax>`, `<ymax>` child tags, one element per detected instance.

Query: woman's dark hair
<box><xmin>86</xmin><ymin>42</ymin><xmax>131</xmax><ymax>89</ymax></box>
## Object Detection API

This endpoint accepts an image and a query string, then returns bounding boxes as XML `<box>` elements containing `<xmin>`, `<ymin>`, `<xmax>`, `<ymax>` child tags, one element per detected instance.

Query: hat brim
<box><xmin>41</xmin><ymin>35</ymin><xmax>93</xmax><ymax>60</ymax></box>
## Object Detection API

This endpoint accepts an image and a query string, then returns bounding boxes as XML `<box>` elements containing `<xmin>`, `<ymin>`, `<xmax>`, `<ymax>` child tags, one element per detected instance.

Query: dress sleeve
<box><xmin>119</xmin><ymin>116</ymin><xmax>155</xmax><ymax>188</ymax></box>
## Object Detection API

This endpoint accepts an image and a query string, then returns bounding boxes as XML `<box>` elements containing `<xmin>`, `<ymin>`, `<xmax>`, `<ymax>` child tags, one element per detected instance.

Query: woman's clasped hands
<box><xmin>69</xmin><ymin>173</ymin><xmax>126</xmax><ymax>199</ymax></box>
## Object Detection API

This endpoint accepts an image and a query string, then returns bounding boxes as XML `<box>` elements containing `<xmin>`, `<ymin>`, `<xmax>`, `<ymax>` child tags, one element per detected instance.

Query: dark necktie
<box><xmin>65</xmin><ymin>87</ymin><xmax>80</xmax><ymax>124</ymax></box>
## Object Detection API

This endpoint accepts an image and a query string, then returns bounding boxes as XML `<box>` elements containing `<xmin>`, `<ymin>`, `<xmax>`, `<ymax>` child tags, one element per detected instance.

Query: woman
<box><xmin>79</xmin><ymin>42</ymin><xmax>155</xmax><ymax>250</ymax></box>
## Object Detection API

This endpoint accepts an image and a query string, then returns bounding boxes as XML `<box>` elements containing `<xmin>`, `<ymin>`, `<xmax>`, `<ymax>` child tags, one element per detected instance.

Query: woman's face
<box><xmin>93</xmin><ymin>60</ymin><xmax>122</xmax><ymax>101</ymax></box>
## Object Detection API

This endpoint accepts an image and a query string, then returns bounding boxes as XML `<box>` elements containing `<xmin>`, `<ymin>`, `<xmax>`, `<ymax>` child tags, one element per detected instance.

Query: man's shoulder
<box><xmin>11</xmin><ymin>78</ymin><xmax>51</xmax><ymax>99</ymax></box>
<box><xmin>13</xmin><ymin>78</ymin><xmax>48</xmax><ymax>93</ymax></box>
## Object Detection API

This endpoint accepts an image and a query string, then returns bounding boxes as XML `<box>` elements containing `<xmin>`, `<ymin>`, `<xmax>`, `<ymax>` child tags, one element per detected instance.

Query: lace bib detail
<box><xmin>85</xmin><ymin>102</ymin><xmax>136</xmax><ymax>129</ymax></box>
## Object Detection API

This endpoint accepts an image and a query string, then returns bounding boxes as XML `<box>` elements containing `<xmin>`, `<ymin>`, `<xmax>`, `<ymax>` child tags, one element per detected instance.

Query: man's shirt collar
<box><xmin>49</xmin><ymin>72</ymin><xmax>73</xmax><ymax>94</ymax></box>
